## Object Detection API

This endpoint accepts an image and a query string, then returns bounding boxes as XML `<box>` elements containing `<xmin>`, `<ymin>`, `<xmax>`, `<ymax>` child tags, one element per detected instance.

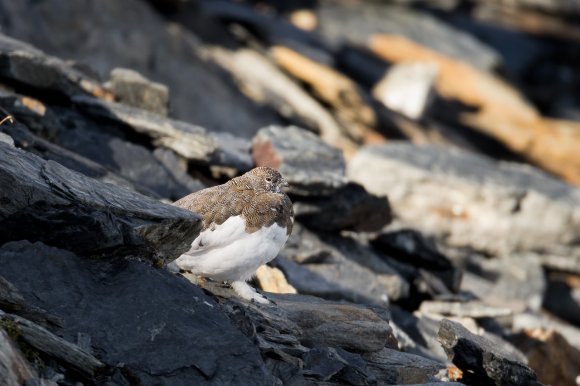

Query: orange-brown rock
<box><xmin>369</xmin><ymin>34</ymin><xmax>580</xmax><ymax>185</ymax></box>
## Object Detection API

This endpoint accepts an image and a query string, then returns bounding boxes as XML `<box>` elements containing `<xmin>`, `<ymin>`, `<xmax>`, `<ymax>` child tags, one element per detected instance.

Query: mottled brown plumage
<box><xmin>174</xmin><ymin>167</ymin><xmax>293</xmax><ymax>235</ymax></box>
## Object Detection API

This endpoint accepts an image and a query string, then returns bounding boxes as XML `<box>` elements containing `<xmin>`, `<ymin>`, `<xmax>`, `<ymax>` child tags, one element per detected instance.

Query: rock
<box><xmin>372</xmin><ymin>62</ymin><xmax>438</xmax><ymax>120</ymax></box>
<box><xmin>511</xmin><ymin>328</ymin><xmax>580</xmax><ymax>386</ymax></box>
<box><xmin>252</xmin><ymin>125</ymin><xmax>347</xmax><ymax>196</ymax></box>
<box><xmin>293</xmin><ymin>182</ymin><xmax>391</xmax><ymax>232</ymax></box>
<box><xmin>277</xmin><ymin>224</ymin><xmax>409</xmax><ymax>303</ymax></box>
<box><xmin>371</xmin><ymin>229</ymin><xmax>461</xmax><ymax>294</ymax></box>
<box><xmin>419</xmin><ymin>301</ymin><xmax>513</xmax><ymax>320</ymax></box>
<box><xmin>0</xmin><ymin>313</ymin><xmax>104</xmax><ymax>377</ymax></box>
<box><xmin>204</xmin><ymin>48</ymin><xmax>354</xmax><ymax>155</ymax></box>
<box><xmin>271</xmin><ymin>46</ymin><xmax>383</xmax><ymax>149</ymax></box>
<box><xmin>0</xmin><ymin>0</ymin><xmax>281</xmax><ymax>138</ymax></box>
<box><xmin>0</xmin><ymin>241</ymin><xmax>275</xmax><ymax>386</ymax></box>
<box><xmin>542</xmin><ymin>272</ymin><xmax>580</xmax><ymax>326</ymax></box>
<box><xmin>348</xmin><ymin>143</ymin><xmax>580</xmax><ymax>259</ymax></box>
<box><xmin>0</xmin><ymin>33</ymin><xmax>112</xmax><ymax>100</ymax></box>
<box><xmin>0</xmin><ymin>132</ymin><xmax>14</xmax><ymax>146</ymax></box>
<box><xmin>153</xmin><ymin>147</ymin><xmax>206</xmax><ymax>194</ymax></box>
<box><xmin>317</xmin><ymin>3</ymin><xmax>501</xmax><ymax>70</ymax></box>
<box><xmin>369</xmin><ymin>34</ymin><xmax>580</xmax><ymax>185</ymax></box>
<box><xmin>438</xmin><ymin>319</ymin><xmax>543</xmax><ymax>386</ymax></box>
<box><xmin>255</xmin><ymin>265</ymin><xmax>297</xmax><ymax>294</ymax></box>
<box><xmin>107</xmin><ymin>67</ymin><xmax>169</xmax><ymax>116</ymax></box>
<box><xmin>0</xmin><ymin>328</ymin><xmax>38</xmax><ymax>386</ymax></box>
<box><xmin>302</xmin><ymin>347</ymin><xmax>373</xmax><ymax>385</ymax></box>
<box><xmin>0</xmin><ymin>142</ymin><xmax>200</xmax><ymax>263</ymax></box>
<box><xmin>72</xmin><ymin>95</ymin><xmax>253</xmax><ymax>171</ymax></box>
<box><xmin>460</xmin><ymin>254</ymin><xmax>546</xmax><ymax>312</ymax></box>
<box><xmin>362</xmin><ymin>347</ymin><xmax>446</xmax><ymax>385</ymax></box>
<box><xmin>512</xmin><ymin>311</ymin><xmax>580</xmax><ymax>349</ymax></box>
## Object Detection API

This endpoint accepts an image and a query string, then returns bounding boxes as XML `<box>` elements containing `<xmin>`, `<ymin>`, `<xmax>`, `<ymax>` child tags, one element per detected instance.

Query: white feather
<box><xmin>174</xmin><ymin>216</ymin><xmax>289</xmax><ymax>283</ymax></box>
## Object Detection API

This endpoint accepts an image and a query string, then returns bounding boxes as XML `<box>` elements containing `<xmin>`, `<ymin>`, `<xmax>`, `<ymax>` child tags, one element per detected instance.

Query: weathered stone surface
<box><xmin>0</xmin><ymin>132</ymin><xmax>13</xmax><ymax>146</ymax></box>
<box><xmin>419</xmin><ymin>301</ymin><xmax>512</xmax><ymax>320</ymax></box>
<box><xmin>252</xmin><ymin>125</ymin><xmax>347</xmax><ymax>196</ymax></box>
<box><xmin>107</xmin><ymin>67</ymin><xmax>169</xmax><ymax>116</ymax></box>
<box><xmin>0</xmin><ymin>142</ymin><xmax>200</xmax><ymax>263</ymax></box>
<box><xmin>513</xmin><ymin>311</ymin><xmax>580</xmax><ymax>348</ymax></box>
<box><xmin>460</xmin><ymin>254</ymin><xmax>546</xmax><ymax>312</ymax></box>
<box><xmin>0</xmin><ymin>33</ymin><xmax>111</xmax><ymax>100</ymax></box>
<box><xmin>511</xmin><ymin>328</ymin><xmax>580</xmax><ymax>386</ymax></box>
<box><xmin>0</xmin><ymin>328</ymin><xmax>38</xmax><ymax>386</ymax></box>
<box><xmin>362</xmin><ymin>347</ymin><xmax>446</xmax><ymax>385</ymax></box>
<box><xmin>348</xmin><ymin>143</ymin><xmax>580</xmax><ymax>258</ymax></box>
<box><xmin>372</xmin><ymin>229</ymin><xmax>461</xmax><ymax>293</ymax></box>
<box><xmin>278</xmin><ymin>224</ymin><xmax>409</xmax><ymax>303</ymax></box>
<box><xmin>317</xmin><ymin>2</ymin><xmax>501</xmax><ymax>70</ymax></box>
<box><xmin>542</xmin><ymin>272</ymin><xmax>580</xmax><ymax>326</ymax></box>
<box><xmin>0</xmin><ymin>0</ymin><xmax>281</xmax><ymax>138</ymax></box>
<box><xmin>153</xmin><ymin>147</ymin><xmax>206</xmax><ymax>194</ymax></box>
<box><xmin>438</xmin><ymin>319</ymin><xmax>543</xmax><ymax>386</ymax></box>
<box><xmin>302</xmin><ymin>347</ymin><xmax>373</xmax><ymax>385</ymax></box>
<box><xmin>293</xmin><ymin>182</ymin><xmax>391</xmax><ymax>232</ymax></box>
<box><xmin>73</xmin><ymin>95</ymin><xmax>253</xmax><ymax>171</ymax></box>
<box><xmin>0</xmin><ymin>241</ymin><xmax>275</xmax><ymax>386</ymax></box>
<box><xmin>370</xmin><ymin>34</ymin><xmax>580</xmax><ymax>185</ymax></box>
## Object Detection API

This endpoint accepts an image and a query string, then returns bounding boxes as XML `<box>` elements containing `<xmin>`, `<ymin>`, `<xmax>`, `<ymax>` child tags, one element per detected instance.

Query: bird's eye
<box><xmin>265</xmin><ymin>177</ymin><xmax>272</xmax><ymax>182</ymax></box>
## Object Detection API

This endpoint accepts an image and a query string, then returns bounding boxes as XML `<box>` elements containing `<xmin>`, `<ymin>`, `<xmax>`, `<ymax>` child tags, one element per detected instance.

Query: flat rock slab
<box><xmin>0</xmin><ymin>33</ymin><xmax>110</xmax><ymax>100</ymax></box>
<box><xmin>348</xmin><ymin>143</ymin><xmax>580</xmax><ymax>258</ymax></box>
<box><xmin>252</xmin><ymin>125</ymin><xmax>347</xmax><ymax>196</ymax></box>
<box><xmin>0</xmin><ymin>142</ymin><xmax>200</xmax><ymax>263</ymax></box>
<box><xmin>73</xmin><ymin>95</ymin><xmax>253</xmax><ymax>171</ymax></box>
<box><xmin>438</xmin><ymin>319</ymin><xmax>543</xmax><ymax>386</ymax></box>
<box><xmin>0</xmin><ymin>241</ymin><xmax>274</xmax><ymax>386</ymax></box>
<box><xmin>293</xmin><ymin>182</ymin><xmax>391</xmax><ymax>232</ymax></box>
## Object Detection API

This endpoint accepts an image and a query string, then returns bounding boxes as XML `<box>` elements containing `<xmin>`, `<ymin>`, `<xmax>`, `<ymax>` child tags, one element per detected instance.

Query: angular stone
<box><xmin>0</xmin><ymin>132</ymin><xmax>14</xmax><ymax>146</ymax></box>
<box><xmin>108</xmin><ymin>67</ymin><xmax>169</xmax><ymax>116</ymax></box>
<box><xmin>293</xmin><ymin>182</ymin><xmax>391</xmax><ymax>232</ymax></box>
<box><xmin>372</xmin><ymin>229</ymin><xmax>461</xmax><ymax>293</ymax></box>
<box><xmin>303</xmin><ymin>347</ymin><xmax>373</xmax><ymax>385</ymax></box>
<box><xmin>73</xmin><ymin>95</ymin><xmax>253</xmax><ymax>171</ymax></box>
<box><xmin>252</xmin><ymin>125</ymin><xmax>347</xmax><ymax>196</ymax></box>
<box><xmin>419</xmin><ymin>301</ymin><xmax>513</xmax><ymax>320</ymax></box>
<box><xmin>0</xmin><ymin>33</ymin><xmax>111</xmax><ymax>100</ymax></box>
<box><xmin>348</xmin><ymin>143</ymin><xmax>580</xmax><ymax>259</ymax></box>
<box><xmin>362</xmin><ymin>347</ymin><xmax>446</xmax><ymax>385</ymax></box>
<box><xmin>438</xmin><ymin>319</ymin><xmax>543</xmax><ymax>386</ymax></box>
<box><xmin>0</xmin><ymin>328</ymin><xmax>38</xmax><ymax>386</ymax></box>
<box><xmin>0</xmin><ymin>241</ymin><xmax>275</xmax><ymax>386</ymax></box>
<box><xmin>0</xmin><ymin>142</ymin><xmax>200</xmax><ymax>263</ymax></box>
<box><xmin>278</xmin><ymin>224</ymin><xmax>409</xmax><ymax>303</ymax></box>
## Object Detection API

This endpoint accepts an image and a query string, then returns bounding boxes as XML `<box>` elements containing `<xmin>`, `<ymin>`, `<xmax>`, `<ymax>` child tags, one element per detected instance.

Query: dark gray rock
<box><xmin>73</xmin><ymin>95</ymin><xmax>253</xmax><ymax>171</ymax></box>
<box><xmin>278</xmin><ymin>224</ymin><xmax>409</xmax><ymax>304</ymax></box>
<box><xmin>542</xmin><ymin>274</ymin><xmax>580</xmax><ymax>326</ymax></box>
<box><xmin>0</xmin><ymin>241</ymin><xmax>275</xmax><ymax>386</ymax></box>
<box><xmin>252</xmin><ymin>125</ymin><xmax>347</xmax><ymax>196</ymax></box>
<box><xmin>153</xmin><ymin>147</ymin><xmax>206</xmax><ymax>194</ymax></box>
<box><xmin>0</xmin><ymin>142</ymin><xmax>200</xmax><ymax>263</ymax></box>
<box><xmin>362</xmin><ymin>347</ymin><xmax>446</xmax><ymax>385</ymax></box>
<box><xmin>438</xmin><ymin>319</ymin><xmax>543</xmax><ymax>386</ymax></box>
<box><xmin>293</xmin><ymin>183</ymin><xmax>391</xmax><ymax>232</ymax></box>
<box><xmin>371</xmin><ymin>230</ymin><xmax>462</xmax><ymax>293</ymax></box>
<box><xmin>0</xmin><ymin>0</ymin><xmax>281</xmax><ymax>138</ymax></box>
<box><xmin>107</xmin><ymin>67</ymin><xmax>169</xmax><ymax>116</ymax></box>
<box><xmin>0</xmin><ymin>131</ymin><xmax>13</xmax><ymax>146</ymax></box>
<box><xmin>303</xmin><ymin>347</ymin><xmax>374</xmax><ymax>385</ymax></box>
<box><xmin>0</xmin><ymin>33</ymin><xmax>109</xmax><ymax>99</ymax></box>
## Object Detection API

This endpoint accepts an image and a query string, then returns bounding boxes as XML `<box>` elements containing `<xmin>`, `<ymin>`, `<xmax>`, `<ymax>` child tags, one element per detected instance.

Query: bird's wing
<box><xmin>173</xmin><ymin>184</ymin><xmax>251</xmax><ymax>252</ymax></box>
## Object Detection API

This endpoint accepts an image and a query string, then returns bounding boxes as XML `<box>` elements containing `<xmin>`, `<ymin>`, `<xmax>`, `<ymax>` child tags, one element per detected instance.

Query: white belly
<box><xmin>174</xmin><ymin>215</ymin><xmax>289</xmax><ymax>282</ymax></box>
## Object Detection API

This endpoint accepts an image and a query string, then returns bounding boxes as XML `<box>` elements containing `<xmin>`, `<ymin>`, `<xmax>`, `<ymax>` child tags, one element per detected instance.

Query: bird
<box><xmin>171</xmin><ymin>166</ymin><xmax>293</xmax><ymax>304</ymax></box>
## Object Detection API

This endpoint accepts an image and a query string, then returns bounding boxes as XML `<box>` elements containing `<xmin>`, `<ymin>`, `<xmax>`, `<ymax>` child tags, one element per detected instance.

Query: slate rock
<box><xmin>0</xmin><ymin>142</ymin><xmax>200</xmax><ymax>263</ymax></box>
<box><xmin>278</xmin><ymin>224</ymin><xmax>409</xmax><ymax>303</ymax></box>
<box><xmin>252</xmin><ymin>125</ymin><xmax>347</xmax><ymax>196</ymax></box>
<box><xmin>0</xmin><ymin>131</ymin><xmax>14</xmax><ymax>146</ymax></box>
<box><xmin>0</xmin><ymin>33</ymin><xmax>110</xmax><ymax>100</ymax></box>
<box><xmin>0</xmin><ymin>241</ymin><xmax>275</xmax><ymax>386</ymax></box>
<box><xmin>73</xmin><ymin>95</ymin><xmax>253</xmax><ymax>171</ymax></box>
<box><xmin>293</xmin><ymin>182</ymin><xmax>391</xmax><ymax>232</ymax></box>
<box><xmin>438</xmin><ymin>319</ymin><xmax>544</xmax><ymax>386</ymax></box>
<box><xmin>107</xmin><ymin>67</ymin><xmax>169</xmax><ymax>116</ymax></box>
<box><xmin>303</xmin><ymin>347</ymin><xmax>374</xmax><ymax>385</ymax></box>
<box><xmin>0</xmin><ymin>0</ymin><xmax>281</xmax><ymax>138</ymax></box>
<box><xmin>362</xmin><ymin>347</ymin><xmax>446</xmax><ymax>385</ymax></box>
<box><xmin>542</xmin><ymin>272</ymin><xmax>580</xmax><ymax>326</ymax></box>
<box><xmin>348</xmin><ymin>143</ymin><xmax>580</xmax><ymax>258</ymax></box>
<box><xmin>371</xmin><ymin>230</ymin><xmax>461</xmax><ymax>293</ymax></box>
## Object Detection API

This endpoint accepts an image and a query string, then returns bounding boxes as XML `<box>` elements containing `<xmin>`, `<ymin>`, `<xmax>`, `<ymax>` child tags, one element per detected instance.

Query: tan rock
<box><xmin>255</xmin><ymin>265</ymin><xmax>297</xmax><ymax>294</ymax></box>
<box><xmin>369</xmin><ymin>34</ymin><xmax>580</xmax><ymax>185</ymax></box>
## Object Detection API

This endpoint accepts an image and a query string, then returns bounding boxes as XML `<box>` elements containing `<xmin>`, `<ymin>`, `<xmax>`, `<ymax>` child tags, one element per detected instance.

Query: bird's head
<box><xmin>246</xmin><ymin>166</ymin><xmax>288</xmax><ymax>193</ymax></box>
